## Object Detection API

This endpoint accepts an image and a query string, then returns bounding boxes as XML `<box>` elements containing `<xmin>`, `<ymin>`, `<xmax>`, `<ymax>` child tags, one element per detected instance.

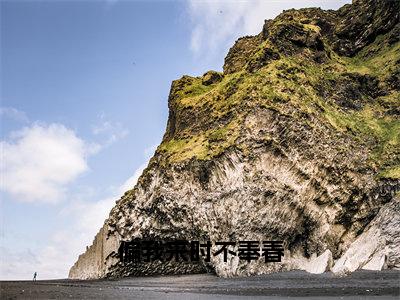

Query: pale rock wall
<box><xmin>69</xmin><ymin>224</ymin><xmax>120</xmax><ymax>279</ymax></box>
<box><xmin>69</xmin><ymin>146</ymin><xmax>399</xmax><ymax>279</ymax></box>
<box><xmin>332</xmin><ymin>197</ymin><xmax>400</xmax><ymax>274</ymax></box>
<box><xmin>68</xmin><ymin>0</ymin><xmax>400</xmax><ymax>280</ymax></box>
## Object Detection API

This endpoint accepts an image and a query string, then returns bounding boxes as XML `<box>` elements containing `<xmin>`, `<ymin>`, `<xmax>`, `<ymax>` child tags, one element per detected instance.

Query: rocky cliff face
<box><xmin>69</xmin><ymin>0</ymin><xmax>400</xmax><ymax>279</ymax></box>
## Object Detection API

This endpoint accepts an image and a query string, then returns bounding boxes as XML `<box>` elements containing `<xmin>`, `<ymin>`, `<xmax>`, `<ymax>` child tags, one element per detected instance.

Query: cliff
<box><xmin>69</xmin><ymin>0</ymin><xmax>400</xmax><ymax>279</ymax></box>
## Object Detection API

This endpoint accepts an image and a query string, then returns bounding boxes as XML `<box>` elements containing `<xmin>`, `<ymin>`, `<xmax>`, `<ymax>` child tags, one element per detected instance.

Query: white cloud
<box><xmin>119</xmin><ymin>163</ymin><xmax>147</xmax><ymax>194</ymax></box>
<box><xmin>0</xmin><ymin>123</ymin><xmax>96</xmax><ymax>203</ymax></box>
<box><xmin>60</xmin><ymin>163</ymin><xmax>147</xmax><ymax>254</ymax></box>
<box><xmin>92</xmin><ymin>120</ymin><xmax>129</xmax><ymax>147</ymax></box>
<box><xmin>0</xmin><ymin>190</ymin><xmax>117</xmax><ymax>280</ymax></box>
<box><xmin>118</xmin><ymin>144</ymin><xmax>156</xmax><ymax>196</ymax></box>
<box><xmin>143</xmin><ymin>144</ymin><xmax>158</xmax><ymax>159</ymax></box>
<box><xmin>0</xmin><ymin>144</ymin><xmax>154</xmax><ymax>280</ymax></box>
<box><xmin>0</xmin><ymin>176</ymin><xmax>136</xmax><ymax>280</ymax></box>
<box><xmin>187</xmin><ymin>0</ymin><xmax>351</xmax><ymax>62</ymax></box>
<box><xmin>0</xmin><ymin>247</ymin><xmax>40</xmax><ymax>280</ymax></box>
<box><xmin>0</xmin><ymin>107</ymin><xmax>29</xmax><ymax>123</ymax></box>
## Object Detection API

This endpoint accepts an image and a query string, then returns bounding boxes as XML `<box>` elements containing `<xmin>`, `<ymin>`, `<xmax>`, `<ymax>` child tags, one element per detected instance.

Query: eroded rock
<box><xmin>332</xmin><ymin>197</ymin><xmax>400</xmax><ymax>275</ymax></box>
<box><xmin>69</xmin><ymin>0</ymin><xmax>400</xmax><ymax>279</ymax></box>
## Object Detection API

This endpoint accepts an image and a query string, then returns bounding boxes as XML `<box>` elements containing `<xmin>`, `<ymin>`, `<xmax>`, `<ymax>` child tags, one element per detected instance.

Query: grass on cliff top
<box><xmin>338</xmin><ymin>34</ymin><xmax>400</xmax><ymax>78</ymax></box>
<box><xmin>256</xmin><ymin>35</ymin><xmax>400</xmax><ymax>176</ymax></box>
<box><xmin>322</xmin><ymin>39</ymin><xmax>399</xmax><ymax>175</ymax></box>
<box><xmin>378</xmin><ymin>166</ymin><xmax>400</xmax><ymax>179</ymax></box>
<box><xmin>174</xmin><ymin>77</ymin><xmax>215</xmax><ymax>100</ymax></box>
<box><xmin>293</xmin><ymin>46</ymin><xmax>399</xmax><ymax>175</ymax></box>
<box><xmin>159</xmin><ymin>34</ymin><xmax>399</xmax><ymax>172</ymax></box>
<box><xmin>321</xmin><ymin>99</ymin><xmax>399</xmax><ymax>171</ymax></box>
<box><xmin>177</xmin><ymin>72</ymin><xmax>247</xmax><ymax>118</ymax></box>
<box><xmin>159</xmin><ymin>118</ymin><xmax>241</xmax><ymax>162</ymax></box>
<box><xmin>158</xmin><ymin>72</ymin><xmax>248</xmax><ymax>163</ymax></box>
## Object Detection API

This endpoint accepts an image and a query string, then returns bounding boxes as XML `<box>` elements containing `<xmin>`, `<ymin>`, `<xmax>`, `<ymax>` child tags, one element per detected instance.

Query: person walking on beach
<box><xmin>33</xmin><ymin>272</ymin><xmax>37</xmax><ymax>282</ymax></box>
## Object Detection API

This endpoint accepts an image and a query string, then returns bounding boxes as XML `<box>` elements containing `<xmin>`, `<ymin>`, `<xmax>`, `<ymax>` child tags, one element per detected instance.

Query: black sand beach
<box><xmin>1</xmin><ymin>270</ymin><xmax>399</xmax><ymax>299</ymax></box>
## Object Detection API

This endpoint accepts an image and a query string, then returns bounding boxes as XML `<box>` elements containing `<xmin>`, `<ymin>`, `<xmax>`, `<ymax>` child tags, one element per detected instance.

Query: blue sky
<box><xmin>1</xmin><ymin>0</ymin><xmax>350</xmax><ymax>280</ymax></box>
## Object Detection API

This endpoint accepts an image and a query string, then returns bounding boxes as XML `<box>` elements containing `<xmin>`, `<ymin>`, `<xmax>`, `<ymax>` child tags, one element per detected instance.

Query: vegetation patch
<box><xmin>378</xmin><ymin>166</ymin><xmax>400</xmax><ymax>179</ymax></box>
<box><xmin>159</xmin><ymin>118</ymin><xmax>241</xmax><ymax>162</ymax></box>
<box><xmin>160</xmin><ymin>28</ymin><xmax>399</xmax><ymax>174</ymax></box>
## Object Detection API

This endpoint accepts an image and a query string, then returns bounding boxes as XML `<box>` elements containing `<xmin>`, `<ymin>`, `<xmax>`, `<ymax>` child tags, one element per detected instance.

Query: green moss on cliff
<box><xmin>160</xmin><ymin>26</ymin><xmax>399</xmax><ymax>175</ymax></box>
<box><xmin>379</xmin><ymin>166</ymin><xmax>400</xmax><ymax>179</ymax></box>
<box><xmin>160</xmin><ymin>118</ymin><xmax>241</xmax><ymax>162</ymax></box>
<box><xmin>342</xmin><ymin>35</ymin><xmax>400</xmax><ymax>77</ymax></box>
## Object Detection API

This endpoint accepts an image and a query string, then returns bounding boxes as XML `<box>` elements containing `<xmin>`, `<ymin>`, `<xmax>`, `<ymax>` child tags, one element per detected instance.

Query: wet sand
<box><xmin>1</xmin><ymin>270</ymin><xmax>399</xmax><ymax>299</ymax></box>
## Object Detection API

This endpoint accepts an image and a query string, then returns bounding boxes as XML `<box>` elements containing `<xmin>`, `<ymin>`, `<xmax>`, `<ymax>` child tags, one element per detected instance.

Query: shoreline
<box><xmin>2</xmin><ymin>270</ymin><xmax>399</xmax><ymax>299</ymax></box>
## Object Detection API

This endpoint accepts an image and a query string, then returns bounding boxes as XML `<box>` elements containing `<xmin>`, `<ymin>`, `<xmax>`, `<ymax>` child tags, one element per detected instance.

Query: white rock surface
<box><xmin>332</xmin><ymin>197</ymin><xmax>400</xmax><ymax>275</ymax></box>
<box><xmin>304</xmin><ymin>250</ymin><xmax>333</xmax><ymax>274</ymax></box>
<box><xmin>362</xmin><ymin>250</ymin><xmax>387</xmax><ymax>271</ymax></box>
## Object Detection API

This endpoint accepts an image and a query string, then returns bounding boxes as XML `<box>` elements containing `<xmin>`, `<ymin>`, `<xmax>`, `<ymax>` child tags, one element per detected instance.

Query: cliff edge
<box><xmin>69</xmin><ymin>0</ymin><xmax>400</xmax><ymax>279</ymax></box>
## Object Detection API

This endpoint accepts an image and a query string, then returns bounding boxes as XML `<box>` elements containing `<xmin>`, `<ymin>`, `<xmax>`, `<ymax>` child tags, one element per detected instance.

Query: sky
<box><xmin>0</xmin><ymin>0</ymin><xmax>351</xmax><ymax>280</ymax></box>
